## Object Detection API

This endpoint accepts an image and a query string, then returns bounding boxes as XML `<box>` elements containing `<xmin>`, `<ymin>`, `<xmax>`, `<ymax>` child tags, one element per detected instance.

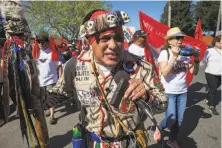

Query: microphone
<box><xmin>110</xmin><ymin>70</ymin><xmax>158</xmax><ymax>126</ymax></box>
<box><xmin>110</xmin><ymin>70</ymin><xmax>130</xmax><ymax>108</ymax></box>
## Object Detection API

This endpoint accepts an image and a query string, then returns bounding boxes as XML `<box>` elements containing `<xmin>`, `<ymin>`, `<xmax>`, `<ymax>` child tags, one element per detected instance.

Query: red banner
<box><xmin>194</xmin><ymin>19</ymin><xmax>203</xmax><ymax>40</ymax></box>
<box><xmin>183</xmin><ymin>36</ymin><xmax>208</xmax><ymax>85</ymax></box>
<box><xmin>138</xmin><ymin>10</ymin><xmax>208</xmax><ymax>86</ymax></box>
<box><xmin>139</xmin><ymin>10</ymin><xmax>169</xmax><ymax>49</ymax></box>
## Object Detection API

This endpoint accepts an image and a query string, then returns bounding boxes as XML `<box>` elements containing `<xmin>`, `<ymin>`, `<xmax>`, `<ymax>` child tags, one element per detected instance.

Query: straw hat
<box><xmin>164</xmin><ymin>27</ymin><xmax>185</xmax><ymax>40</ymax></box>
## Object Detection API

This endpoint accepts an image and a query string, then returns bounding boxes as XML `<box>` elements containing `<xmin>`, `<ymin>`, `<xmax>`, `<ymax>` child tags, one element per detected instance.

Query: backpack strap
<box><xmin>166</xmin><ymin>49</ymin><xmax>170</xmax><ymax>60</ymax></box>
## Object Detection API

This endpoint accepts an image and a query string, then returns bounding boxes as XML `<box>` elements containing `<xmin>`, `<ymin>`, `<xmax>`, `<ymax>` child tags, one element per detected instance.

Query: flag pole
<box><xmin>168</xmin><ymin>1</ymin><xmax>171</xmax><ymax>27</ymax></box>
<box><xmin>216</xmin><ymin>1</ymin><xmax>221</xmax><ymax>36</ymax></box>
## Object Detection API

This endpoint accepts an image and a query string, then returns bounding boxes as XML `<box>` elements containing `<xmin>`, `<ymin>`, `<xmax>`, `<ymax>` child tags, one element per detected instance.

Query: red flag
<box><xmin>138</xmin><ymin>10</ymin><xmax>208</xmax><ymax>86</ymax></box>
<box><xmin>183</xmin><ymin>36</ymin><xmax>208</xmax><ymax>85</ymax></box>
<box><xmin>49</xmin><ymin>36</ymin><xmax>60</xmax><ymax>61</ymax></box>
<box><xmin>194</xmin><ymin>19</ymin><xmax>203</xmax><ymax>40</ymax></box>
<box><xmin>139</xmin><ymin>10</ymin><xmax>169</xmax><ymax>49</ymax></box>
<box><xmin>32</xmin><ymin>37</ymin><xmax>40</xmax><ymax>60</ymax></box>
<box><xmin>139</xmin><ymin>10</ymin><xmax>169</xmax><ymax>76</ymax></box>
<box><xmin>124</xmin><ymin>41</ymin><xmax>129</xmax><ymax>49</ymax></box>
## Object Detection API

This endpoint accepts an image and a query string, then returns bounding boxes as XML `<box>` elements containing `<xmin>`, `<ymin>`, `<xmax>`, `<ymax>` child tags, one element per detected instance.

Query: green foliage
<box><xmin>25</xmin><ymin>1</ymin><xmax>111</xmax><ymax>40</ymax></box>
<box><xmin>160</xmin><ymin>1</ymin><xmax>195</xmax><ymax>36</ymax></box>
<box><xmin>194</xmin><ymin>1</ymin><xmax>220</xmax><ymax>34</ymax></box>
<box><xmin>160</xmin><ymin>2</ymin><xmax>168</xmax><ymax>26</ymax></box>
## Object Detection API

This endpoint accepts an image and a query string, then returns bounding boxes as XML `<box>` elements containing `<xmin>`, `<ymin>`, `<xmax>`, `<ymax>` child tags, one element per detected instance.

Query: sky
<box><xmin>108</xmin><ymin>1</ymin><xmax>167</xmax><ymax>30</ymax></box>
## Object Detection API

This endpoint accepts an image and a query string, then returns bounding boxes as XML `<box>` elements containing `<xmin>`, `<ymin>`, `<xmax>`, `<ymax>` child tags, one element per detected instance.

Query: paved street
<box><xmin>0</xmin><ymin>64</ymin><xmax>221</xmax><ymax>148</ymax></box>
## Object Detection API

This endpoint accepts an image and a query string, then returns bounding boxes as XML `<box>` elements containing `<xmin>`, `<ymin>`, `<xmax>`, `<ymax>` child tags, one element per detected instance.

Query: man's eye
<box><xmin>98</xmin><ymin>35</ymin><xmax>124</xmax><ymax>43</ymax></box>
<box><xmin>99</xmin><ymin>36</ymin><xmax>111</xmax><ymax>42</ymax></box>
<box><xmin>114</xmin><ymin>35</ymin><xmax>124</xmax><ymax>42</ymax></box>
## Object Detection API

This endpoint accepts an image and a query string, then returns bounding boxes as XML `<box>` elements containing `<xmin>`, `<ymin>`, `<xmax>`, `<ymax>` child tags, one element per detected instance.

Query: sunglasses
<box><xmin>171</xmin><ymin>36</ymin><xmax>184</xmax><ymax>40</ymax></box>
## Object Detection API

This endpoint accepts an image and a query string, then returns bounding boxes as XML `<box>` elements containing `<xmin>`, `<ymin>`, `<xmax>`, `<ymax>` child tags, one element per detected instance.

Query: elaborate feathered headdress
<box><xmin>0</xmin><ymin>1</ymin><xmax>41</xmax><ymax>147</ymax></box>
<box><xmin>0</xmin><ymin>1</ymin><xmax>31</xmax><ymax>38</ymax></box>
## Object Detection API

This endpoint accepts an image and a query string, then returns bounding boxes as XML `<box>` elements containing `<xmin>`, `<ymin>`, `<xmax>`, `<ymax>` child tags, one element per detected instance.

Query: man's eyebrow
<box><xmin>99</xmin><ymin>32</ymin><xmax>116</xmax><ymax>38</ymax></box>
<box><xmin>99</xmin><ymin>35</ymin><xmax>112</xmax><ymax>39</ymax></box>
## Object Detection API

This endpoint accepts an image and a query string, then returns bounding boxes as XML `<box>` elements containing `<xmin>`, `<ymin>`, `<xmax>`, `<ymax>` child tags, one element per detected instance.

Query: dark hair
<box><xmin>212</xmin><ymin>35</ymin><xmax>221</xmax><ymax>46</ymax></box>
<box><xmin>161</xmin><ymin>40</ymin><xmax>171</xmax><ymax>51</ymax></box>
<box><xmin>36</xmin><ymin>34</ymin><xmax>49</xmax><ymax>42</ymax></box>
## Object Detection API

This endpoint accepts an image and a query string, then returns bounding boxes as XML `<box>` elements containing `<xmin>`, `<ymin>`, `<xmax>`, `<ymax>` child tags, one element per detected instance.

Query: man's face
<box><xmin>135</xmin><ymin>36</ymin><xmax>146</xmax><ymax>46</ymax></box>
<box><xmin>91</xmin><ymin>31</ymin><xmax>124</xmax><ymax>67</ymax></box>
<box><xmin>38</xmin><ymin>41</ymin><xmax>49</xmax><ymax>50</ymax></box>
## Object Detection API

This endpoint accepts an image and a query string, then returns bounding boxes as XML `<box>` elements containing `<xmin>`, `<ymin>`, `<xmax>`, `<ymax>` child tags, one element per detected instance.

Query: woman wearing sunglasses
<box><xmin>155</xmin><ymin>27</ymin><xmax>200</xmax><ymax>148</ymax></box>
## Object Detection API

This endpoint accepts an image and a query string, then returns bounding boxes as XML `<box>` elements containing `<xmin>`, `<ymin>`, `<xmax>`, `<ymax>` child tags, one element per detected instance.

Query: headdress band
<box><xmin>79</xmin><ymin>10</ymin><xmax>130</xmax><ymax>38</ymax></box>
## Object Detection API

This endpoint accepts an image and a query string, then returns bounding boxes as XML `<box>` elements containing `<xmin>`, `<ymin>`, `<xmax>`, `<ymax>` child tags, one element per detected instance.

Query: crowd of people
<box><xmin>0</xmin><ymin>6</ymin><xmax>221</xmax><ymax>148</ymax></box>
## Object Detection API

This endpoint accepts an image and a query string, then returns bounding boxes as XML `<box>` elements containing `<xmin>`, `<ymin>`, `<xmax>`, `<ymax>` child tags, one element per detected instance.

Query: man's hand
<box><xmin>123</xmin><ymin>79</ymin><xmax>146</xmax><ymax>101</ymax></box>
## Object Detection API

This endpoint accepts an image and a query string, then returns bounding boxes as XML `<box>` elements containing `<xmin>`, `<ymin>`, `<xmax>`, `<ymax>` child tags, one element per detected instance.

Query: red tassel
<box><xmin>49</xmin><ymin>36</ymin><xmax>60</xmax><ymax>61</ymax></box>
<box><xmin>32</xmin><ymin>38</ymin><xmax>40</xmax><ymax>59</ymax></box>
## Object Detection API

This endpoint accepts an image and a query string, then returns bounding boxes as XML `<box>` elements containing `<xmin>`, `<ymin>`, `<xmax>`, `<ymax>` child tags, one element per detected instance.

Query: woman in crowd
<box><xmin>155</xmin><ymin>27</ymin><xmax>200</xmax><ymax>148</ymax></box>
<box><xmin>202</xmin><ymin>35</ymin><xmax>221</xmax><ymax>115</ymax></box>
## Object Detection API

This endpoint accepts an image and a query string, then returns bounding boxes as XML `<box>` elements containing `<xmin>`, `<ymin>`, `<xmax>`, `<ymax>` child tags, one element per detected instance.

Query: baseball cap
<box><xmin>133</xmin><ymin>30</ymin><xmax>148</xmax><ymax>41</ymax></box>
<box><xmin>36</xmin><ymin>34</ymin><xmax>49</xmax><ymax>42</ymax></box>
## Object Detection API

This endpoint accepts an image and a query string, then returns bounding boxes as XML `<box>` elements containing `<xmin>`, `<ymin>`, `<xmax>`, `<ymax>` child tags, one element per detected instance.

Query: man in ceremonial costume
<box><xmin>0</xmin><ymin>29</ymin><xmax>5</xmax><ymax>126</ymax></box>
<box><xmin>0</xmin><ymin>1</ymin><xmax>49</xmax><ymax>147</ymax></box>
<box><xmin>45</xmin><ymin>9</ymin><xmax>167</xmax><ymax>147</ymax></box>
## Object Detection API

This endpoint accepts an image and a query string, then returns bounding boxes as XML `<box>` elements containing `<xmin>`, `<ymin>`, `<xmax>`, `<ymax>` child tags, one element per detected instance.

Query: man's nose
<box><xmin>108</xmin><ymin>38</ymin><xmax>117</xmax><ymax>50</ymax></box>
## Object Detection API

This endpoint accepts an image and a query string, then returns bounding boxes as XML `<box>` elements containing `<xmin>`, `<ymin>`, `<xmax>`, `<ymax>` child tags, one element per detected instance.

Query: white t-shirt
<box><xmin>37</xmin><ymin>48</ymin><xmax>61</xmax><ymax>87</ymax></box>
<box><xmin>158</xmin><ymin>49</ymin><xmax>192</xmax><ymax>94</ymax></box>
<box><xmin>127</xmin><ymin>43</ymin><xmax>145</xmax><ymax>58</ymax></box>
<box><xmin>202</xmin><ymin>47</ymin><xmax>222</xmax><ymax>75</ymax></box>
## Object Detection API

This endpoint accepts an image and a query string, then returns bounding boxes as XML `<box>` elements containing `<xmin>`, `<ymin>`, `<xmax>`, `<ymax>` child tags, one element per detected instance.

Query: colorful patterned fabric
<box><xmin>46</xmin><ymin>49</ymin><xmax>167</xmax><ymax>138</ymax></box>
<box><xmin>0</xmin><ymin>1</ymin><xmax>44</xmax><ymax>146</ymax></box>
<box><xmin>79</xmin><ymin>11</ymin><xmax>130</xmax><ymax>38</ymax></box>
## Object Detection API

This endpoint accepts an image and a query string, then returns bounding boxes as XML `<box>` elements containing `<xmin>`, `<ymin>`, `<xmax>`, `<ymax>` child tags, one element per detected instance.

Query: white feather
<box><xmin>0</xmin><ymin>0</ymin><xmax>24</xmax><ymax>19</ymax></box>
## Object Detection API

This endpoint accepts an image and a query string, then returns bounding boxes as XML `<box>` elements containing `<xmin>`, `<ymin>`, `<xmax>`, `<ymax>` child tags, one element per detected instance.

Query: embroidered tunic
<box><xmin>51</xmin><ymin>49</ymin><xmax>166</xmax><ymax>137</ymax></box>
